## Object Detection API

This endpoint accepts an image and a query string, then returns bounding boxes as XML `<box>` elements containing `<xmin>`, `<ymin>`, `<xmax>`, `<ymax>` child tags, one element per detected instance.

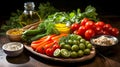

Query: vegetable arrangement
<box><xmin>30</xmin><ymin>34</ymin><xmax>92</xmax><ymax>58</ymax></box>
<box><xmin>21</xmin><ymin>5</ymin><xmax>99</xmax><ymax>43</ymax></box>
<box><xmin>71</xmin><ymin>18</ymin><xmax>119</xmax><ymax>40</ymax></box>
<box><xmin>22</xmin><ymin>21</ymin><xmax>60</xmax><ymax>43</ymax></box>
<box><xmin>55</xmin><ymin>34</ymin><xmax>92</xmax><ymax>58</ymax></box>
<box><xmin>30</xmin><ymin>33</ymin><xmax>68</xmax><ymax>56</ymax></box>
<box><xmin>1</xmin><ymin>1</ymin><xmax>119</xmax><ymax>59</ymax></box>
<box><xmin>21</xmin><ymin>5</ymin><xmax>119</xmax><ymax>58</ymax></box>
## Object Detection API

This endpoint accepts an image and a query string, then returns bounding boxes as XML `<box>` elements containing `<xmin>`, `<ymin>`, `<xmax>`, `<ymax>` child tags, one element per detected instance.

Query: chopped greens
<box><xmin>37</xmin><ymin>2</ymin><xmax>59</xmax><ymax>20</ymax></box>
<box><xmin>43</xmin><ymin>5</ymin><xmax>99</xmax><ymax>25</ymax></box>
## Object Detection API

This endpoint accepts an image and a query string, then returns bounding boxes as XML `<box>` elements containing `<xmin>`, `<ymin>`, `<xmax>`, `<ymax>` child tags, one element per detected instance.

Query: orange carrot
<box><xmin>31</xmin><ymin>34</ymin><xmax>67</xmax><ymax>53</ymax></box>
<box><xmin>52</xmin><ymin>33</ymin><xmax>68</xmax><ymax>41</ymax></box>
<box><xmin>44</xmin><ymin>41</ymin><xmax>56</xmax><ymax>51</ymax></box>
<box><xmin>35</xmin><ymin>40</ymin><xmax>54</xmax><ymax>54</ymax></box>
<box><xmin>31</xmin><ymin>34</ymin><xmax>56</xmax><ymax>50</ymax></box>
<box><xmin>31</xmin><ymin>40</ymin><xmax>42</xmax><ymax>44</ymax></box>
<box><xmin>33</xmin><ymin>34</ymin><xmax>56</xmax><ymax>42</ymax></box>
<box><xmin>31</xmin><ymin>39</ymin><xmax>53</xmax><ymax>50</ymax></box>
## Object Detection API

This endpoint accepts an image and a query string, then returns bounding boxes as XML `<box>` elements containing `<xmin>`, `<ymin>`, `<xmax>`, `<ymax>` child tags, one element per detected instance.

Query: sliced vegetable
<box><xmin>60</xmin><ymin>49</ymin><xmax>70</xmax><ymax>58</ymax></box>
<box><xmin>52</xmin><ymin>33</ymin><xmax>68</xmax><ymax>41</ymax></box>
<box><xmin>53</xmin><ymin>48</ymin><xmax>61</xmax><ymax>57</ymax></box>
<box><xmin>31</xmin><ymin>35</ymin><xmax>54</xmax><ymax>50</ymax></box>
<box><xmin>44</xmin><ymin>42</ymin><xmax>55</xmax><ymax>51</ymax></box>
<box><xmin>35</xmin><ymin>40</ymin><xmax>53</xmax><ymax>54</ymax></box>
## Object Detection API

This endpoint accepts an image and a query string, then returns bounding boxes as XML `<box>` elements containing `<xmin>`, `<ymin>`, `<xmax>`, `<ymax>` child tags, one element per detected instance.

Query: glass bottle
<box><xmin>19</xmin><ymin>2</ymin><xmax>40</xmax><ymax>25</ymax></box>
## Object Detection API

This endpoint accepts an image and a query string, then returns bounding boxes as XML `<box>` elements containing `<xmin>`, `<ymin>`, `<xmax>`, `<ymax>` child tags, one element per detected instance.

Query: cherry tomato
<box><xmin>103</xmin><ymin>24</ymin><xmax>112</xmax><ymax>31</ymax></box>
<box><xmin>95</xmin><ymin>21</ymin><xmax>105</xmax><ymax>28</ymax></box>
<box><xmin>52</xmin><ymin>43</ymin><xmax>60</xmax><ymax>51</ymax></box>
<box><xmin>36</xmin><ymin>46</ymin><xmax>45</xmax><ymax>54</ymax></box>
<box><xmin>45</xmin><ymin>48</ymin><xmax>54</xmax><ymax>57</ymax></box>
<box><xmin>97</xmin><ymin>29</ymin><xmax>104</xmax><ymax>35</ymax></box>
<box><xmin>77</xmin><ymin>26</ymin><xmax>86</xmax><ymax>36</ymax></box>
<box><xmin>80</xmin><ymin>18</ymin><xmax>89</xmax><ymax>26</ymax></box>
<box><xmin>94</xmin><ymin>26</ymin><xmax>103</xmax><ymax>34</ymax></box>
<box><xmin>111</xmin><ymin>28</ymin><xmax>119</xmax><ymax>36</ymax></box>
<box><xmin>73</xmin><ymin>30</ymin><xmax>79</xmax><ymax>35</ymax></box>
<box><xmin>85</xmin><ymin>21</ymin><xmax>95</xmax><ymax>30</ymax></box>
<box><xmin>103</xmin><ymin>30</ymin><xmax>109</xmax><ymax>35</ymax></box>
<box><xmin>85</xmin><ymin>29</ymin><xmax>95</xmax><ymax>40</ymax></box>
<box><xmin>44</xmin><ymin>44</ymin><xmax>50</xmax><ymax>51</ymax></box>
<box><xmin>71</xmin><ymin>23</ymin><xmax>80</xmax><ymax>31</ymax></box>
<box><xmin>107</xmin><ymin>27</ymin><xmax>112</xmax><ymax>33</ymax></box>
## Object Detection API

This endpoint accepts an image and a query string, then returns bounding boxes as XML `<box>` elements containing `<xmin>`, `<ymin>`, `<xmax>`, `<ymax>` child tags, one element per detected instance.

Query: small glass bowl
<box><xmin>2</xmin><ymin>42</ymin><xmax>24</xmax><ymax>57</ymax></box>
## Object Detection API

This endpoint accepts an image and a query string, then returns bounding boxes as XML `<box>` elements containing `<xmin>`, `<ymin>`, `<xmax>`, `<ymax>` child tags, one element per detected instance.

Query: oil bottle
<box><xmin>19</xmin><ymin>2</ymin><xmax>40</xmax><ymax>26</ymax></box>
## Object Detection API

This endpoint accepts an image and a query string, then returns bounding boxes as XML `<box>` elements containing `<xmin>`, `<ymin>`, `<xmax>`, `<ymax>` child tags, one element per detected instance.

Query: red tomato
<box><xmin>95</xmin><ymin>21</ymin><xmax>105</xmax><ymax>28</ymax></box>
<box><xmin>85</xmin><ymin>29</ymin><xmax>95</xmax><ymax>40</ymax></box>
<box><xmin>52</xmin><ymin>43</ymin><xmax>60</xmax><ymax>51</ymax></box>
<box><xmin>36</xmin><ymin>46</ymin><xmax>45</xmax><ymax>54</ymax></box>
<box><xmin>73</xmin><ymin>30</ymin><xmax>79</xmax><ymax>35</ymax></box>
<box><xmin>103</xmin><ymin>24</ymin><xmax>112</xmax><ymax>31</ymax></box>
<box><xmin>44</xmin><ymin>44</ymin><xmax>50</xmax><ymax>51</ymax></box>
<box><xmin>107</xmin><ymin>27</ymin><xmax>113</xmax><ymax>33</ymax></box>
<box><xmin>103</xmin><ymin>30</ymin><xmax>109</xmax><ymax>35</ymax></box>
<box><xmin>80</xmin><ymin>18</ymin><xmax>89</xmax><ymax>26</ymax></box>
<box><xmin>111</xmin><ymin>28</ymin><xmax>119</xmax><ymax>36</ymax></box>
<box><xmin>71</xmin><ymin>23</ymin><xmax>80</xmax><ymax>31</ymax></box>
<box><xmin>45</xmin><ymin>48</ymin><xmax>54</xmax><ymax>57</ymax></box>
<box><xmin>85</xmin><ymin>21</ymin><xmax>95</xmax><ymax>30</ymax></box>
<box><xmin>94</xmin><ymin>26</ymin><xmax>103</xmax><ymax>34</ymax></box>
<box><xmin>77</xmin><ymin>26</ymin><xmax>86</xmax><ymax>36</ymax></box>
<box><xmin>97</xmin><ymin>29</ymin><xmax>104</xmax><ymax>35</ymax></box>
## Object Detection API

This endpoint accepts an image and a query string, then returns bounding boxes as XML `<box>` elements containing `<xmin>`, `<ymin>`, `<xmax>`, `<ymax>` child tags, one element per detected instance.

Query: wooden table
<box><xmin>0</xmin><ymin>16</ymin><xmax>120</xmax><ymax>67</ymax></box>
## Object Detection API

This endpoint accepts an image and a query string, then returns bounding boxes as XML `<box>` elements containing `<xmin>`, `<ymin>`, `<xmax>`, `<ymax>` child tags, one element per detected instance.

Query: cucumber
<box><xmin>30</xmin><ymin>33</ymin><xmax>47</xmax><ymax>41</ymax></box>
<box><xmin>21</xmin><ymin>34</ymin><xmax>34</xmax><ymax>43</ymax></box>
<box><xmin>53</xmin><ymin>49</ymin><xmax>61</xmax><ymax>57</ymax></box>
<box><xmin>60</xmin><ymin>49</ymin><xmax>70</xmax><ymax>58</ymax></box>
<box><xmin>21</xmin><ymin>35</ymin><xmax>28</xmax><ymax>41</ymax></box>
<box><xmin>23</xmin><ymin>29</ymin><xmax>41</xmax><ymax>35</ymax></box>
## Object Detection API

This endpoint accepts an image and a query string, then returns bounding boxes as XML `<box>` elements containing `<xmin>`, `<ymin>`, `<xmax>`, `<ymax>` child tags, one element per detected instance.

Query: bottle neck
<box><xmin>23</xmin><ymin>2</ymin><xmax>35</xmax><ymax>15</ymax></box>
<box><xmin>24</xmin><ymin>2</ymin><xmax>35</xmax><ymax>12</ymax></box>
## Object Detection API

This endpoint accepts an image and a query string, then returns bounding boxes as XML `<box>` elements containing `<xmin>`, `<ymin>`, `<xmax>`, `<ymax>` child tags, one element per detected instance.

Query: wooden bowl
<box><xmin>24</xmin><ymin>45</ymin><xmax>96</xmax><ymax>63</ymax></box>
<box><xmin>6</xmin><ymin>28</ymin><xmax>24</xmax><ymax>42</ymax></box>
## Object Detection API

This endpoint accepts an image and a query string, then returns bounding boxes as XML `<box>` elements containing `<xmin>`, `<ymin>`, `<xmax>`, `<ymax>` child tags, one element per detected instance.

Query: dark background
<box><xmin>0</xmin><ymin>0</ymin><xmax>120</xmax><ymax>20</ymax></box>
